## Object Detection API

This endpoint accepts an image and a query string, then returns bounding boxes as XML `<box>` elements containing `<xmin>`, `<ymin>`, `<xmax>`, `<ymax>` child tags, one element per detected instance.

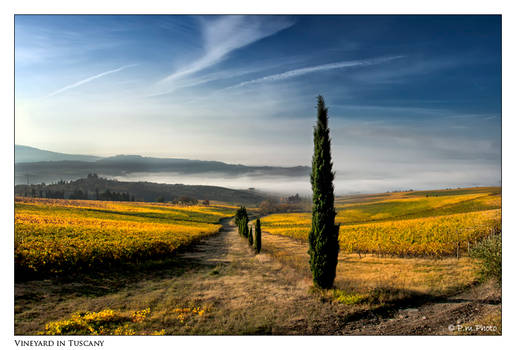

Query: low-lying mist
<box><xmin>112</xmin><ymin>172</ymin><xmax>312</xmax><ymax>195</ymax></box>
<box><xmin>111</xmin><ymin>170</ymin><xmax>501</xmax><ymax>196</ymax></box>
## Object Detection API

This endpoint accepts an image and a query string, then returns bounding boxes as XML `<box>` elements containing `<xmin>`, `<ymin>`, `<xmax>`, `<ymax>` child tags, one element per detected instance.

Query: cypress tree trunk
<box><xmin>308</xmin><ymin>95</ymin><xmax>340</xmax><ymax>289</ymax></box>
<box><xmin>254</xmin><ymin>218</ymin><xmax>262</xmax><ymax>253</ymax></box>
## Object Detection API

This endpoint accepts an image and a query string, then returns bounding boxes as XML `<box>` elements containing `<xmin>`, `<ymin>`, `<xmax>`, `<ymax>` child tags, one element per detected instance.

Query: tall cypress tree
<box><xmin>308</xmin><ymin>95</ymin><xmax>340</xmax><ymax>289</ymax></box>
<box><xmin>254</xmin><ymin>218</ymin><xmax>262</xmax><ymax>253</ymax></box>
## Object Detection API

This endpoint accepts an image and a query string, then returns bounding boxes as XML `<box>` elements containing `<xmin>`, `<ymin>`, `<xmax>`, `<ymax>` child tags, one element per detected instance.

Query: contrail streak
<box><xmin>46</xmin><ymin>64</ymin><xmax>137</xmax><ymax>97</ymax></box>
<box><xmin>230</xmin><ymin>56</ymin><xmax>404</xmax><ymax>89</ymax></box>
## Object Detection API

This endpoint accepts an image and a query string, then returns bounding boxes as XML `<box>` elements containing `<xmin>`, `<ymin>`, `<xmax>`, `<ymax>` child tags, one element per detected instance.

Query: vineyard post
<box><xmin>456</xmin><ymin>230</ymin><xmax>460</xmax><ymax>259</ymax></box>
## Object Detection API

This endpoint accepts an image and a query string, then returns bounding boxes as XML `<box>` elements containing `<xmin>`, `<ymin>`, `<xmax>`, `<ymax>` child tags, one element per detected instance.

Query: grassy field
<box><xmin>261</xmin><ymin>187</ymin><xmax>501</xmax><ymax>257</ymax></box>
<box><xmin>15</xmin><ymin>197</ymin><xmax>236</xmax><ymax>278</ymax></box>
<box><xmin>261</xmin><ymin>231</ymin><xmax>479</xmax><ymax>301</ymax></box>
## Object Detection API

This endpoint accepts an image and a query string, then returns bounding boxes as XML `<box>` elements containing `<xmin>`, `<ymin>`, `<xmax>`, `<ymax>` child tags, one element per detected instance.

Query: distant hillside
<box><xmin>15</xmin><ymin>145</ymin><xmax>102</xmax><ymax>163</ymax></box>
<box><xmin>14</xmin><ymin>175</ymin><xmax>268</xmax><ymax>205</ymax></box>
<box><xmin>15</xmin><ymin>145</ymin><xmax>311</xmax><ymax>185</ymax></box>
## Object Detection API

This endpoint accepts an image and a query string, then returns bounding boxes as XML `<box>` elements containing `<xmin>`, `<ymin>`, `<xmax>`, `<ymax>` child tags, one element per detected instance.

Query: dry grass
<box><xmin>261</xmin><ymin>231</ymin><xmax>479</xmax><ymax>304</ymax></box>
<box><xmin>335</xmin><ymin>255</ymin><xmax>477</xmax><ymax>295</ymax></box>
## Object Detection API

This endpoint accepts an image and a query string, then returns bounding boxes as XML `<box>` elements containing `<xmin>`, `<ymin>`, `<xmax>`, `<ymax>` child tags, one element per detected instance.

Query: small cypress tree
<box><xmin>254</xmin><ymin>218</ymin><xmax>262</xmax><ymax>253</ymax></box>
<box><xmin>242</xmin><ymin>222</ymin><xmax>249</xmax><ymax>238</ymax></box>
<box><xmin>235</xmin><ymin>206</ymin><xmax>248</xmax><ymax>236</ymax></box>
<box><xmin>308</xmin><ymin>95</ymin><xmax>340</xmax><ymax>289</ymax></box>
<box><xmin>248</xmin><ymin>226</ymin><xmax>254</xmax><ymax>246</ymax></box>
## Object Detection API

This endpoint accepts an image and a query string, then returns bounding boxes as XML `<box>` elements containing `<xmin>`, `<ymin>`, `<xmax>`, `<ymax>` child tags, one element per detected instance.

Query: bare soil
<box><xmin>341</xmin><ymin>281</ymin><xmax>501</xmax><ymax>335</ymax></box>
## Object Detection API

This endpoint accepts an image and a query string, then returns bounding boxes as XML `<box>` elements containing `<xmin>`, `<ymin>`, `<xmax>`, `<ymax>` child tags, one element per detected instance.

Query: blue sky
<box><xmin>15</xmin><ymin>15</ymin><xmax>501</xmax><ymax>192</ymax></box>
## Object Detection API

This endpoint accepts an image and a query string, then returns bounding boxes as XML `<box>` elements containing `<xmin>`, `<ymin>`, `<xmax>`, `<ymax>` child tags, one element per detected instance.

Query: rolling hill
<box><xmin>15</xmin><ymin>145</ymin><xmax>310</xmax><ymax>185</ymax></box>
<box><xmin>15</xmin><ymin>145</ymin><xmax>102</xmax><ymax>163</ymax></box>
<box><xmin>14</xmin><ymin>175</ymin><xmax>268</xmax><ymax>205</ymax></box>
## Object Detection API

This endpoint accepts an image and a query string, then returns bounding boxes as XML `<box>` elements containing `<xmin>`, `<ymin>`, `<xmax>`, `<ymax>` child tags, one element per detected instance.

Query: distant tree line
<box><xmin>18</xmin><ymin>184</ymin><xmax>135</xmax><ymax>202</ymax></box>
<box><xmin>154</xmin><ymin>196</ymin><xmax>201</xmax><ymax>205</ymax></box>
<box><xmin>45</xmin><ymin>190</ymin><xmax>65</xmax><ymax>199</ymax></box>
<box><xmin>18</xmin><ymin>182</ymin><xmax>208</xmax><ymax>205</ymax></box>
<box><xmin>258</xmin><ymin>196</ymin><xmax>310</xmax><ymax>215</ymax></box>
<box><xmin>16</xmin><ymin>173</ymin><xmax>267</xmax><ymax>205</ymax></box>
<box><xmin>170</xmin><ymin>196</ymin><xmax>198</xmax><ymax>205</ymax></box>
<box><xmin>98</xmin><ymin>189</ymin><xmax>134</xmax><ymax>202</ymax></box>
<box><xmin>385</xmin><ymin>189</ymin><xmax>414</xmax><ymax>193</ymax></box>
<box><xmin>69</xmin><ymin>189</ymin><xmax>89</xmax><ymax>200</ymax></box>
<box><xmin>282</xmin><ymin>193</ymin><xmax>302</xmax><ymax>204</ymax></box>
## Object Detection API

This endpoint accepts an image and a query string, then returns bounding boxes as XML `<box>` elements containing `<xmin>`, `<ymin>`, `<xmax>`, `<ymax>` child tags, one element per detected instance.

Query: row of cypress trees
<box><xmin>234</xmin><ymin>206</ymin><xmax>261</xmax><ymax>253</ymax></box>
<box><xmin>235</xmin><ymin>206</ymin><xmax>249</xmax><ymax>237</ymax></box>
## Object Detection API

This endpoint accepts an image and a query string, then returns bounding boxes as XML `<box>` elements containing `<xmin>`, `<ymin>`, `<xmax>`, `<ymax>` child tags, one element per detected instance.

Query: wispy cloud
<box><xmin>350</xmin><ymin>56</ymin><xmax>458</xmax><ymax>84</ymax></box>
<box><xmin>46</xmin><ymin>64</ymin><xmax>137</xmax><ymax>97</ymax></box>
<box><xmin>157</xmin><ymin>16</ymin><xmax>294</xmax><ymax>85</ymax></box>
<box><xmin>230</xmin><ymin>56</ymin><xmax>404</xmax><ymax>89</ymax></box>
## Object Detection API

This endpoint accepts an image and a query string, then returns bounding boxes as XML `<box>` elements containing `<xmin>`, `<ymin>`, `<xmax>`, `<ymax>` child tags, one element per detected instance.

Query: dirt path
<box><xmin>163</xmin><ymin>218</ymin><xmax>348</xmax><ymax>334</ymax></box>
<box><xmin>14</xmin><ymin>219</ymin><xmax>500</xmax><ymax>335</ymax></box>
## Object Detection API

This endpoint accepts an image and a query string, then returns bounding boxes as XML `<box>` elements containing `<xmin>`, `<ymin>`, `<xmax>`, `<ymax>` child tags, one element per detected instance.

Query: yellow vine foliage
<box><xmin>15</xmin><ymin>197</ymin><xmax>236</xmax><ymax>276</ymax></box>
<box><xmin>41</xmin><ymin>308</ymin><xmax>157</xmax><ymax>335</ymax></box>
<box><xmin>41</xmin><ymin>304</ymin><xmax>207</xmax><ymax>335</ymax></box>
<box><xmin>261</xmin><ymin>189</ymin><xmax>501</xmax><ymax>258</ymax></box>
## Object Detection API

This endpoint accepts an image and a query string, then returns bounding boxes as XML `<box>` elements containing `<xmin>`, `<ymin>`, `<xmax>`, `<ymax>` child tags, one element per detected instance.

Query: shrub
<box><xmin>470</xmin><ymin>233</ymin><xmax>501</xmax><ymax>283</ymax></box>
